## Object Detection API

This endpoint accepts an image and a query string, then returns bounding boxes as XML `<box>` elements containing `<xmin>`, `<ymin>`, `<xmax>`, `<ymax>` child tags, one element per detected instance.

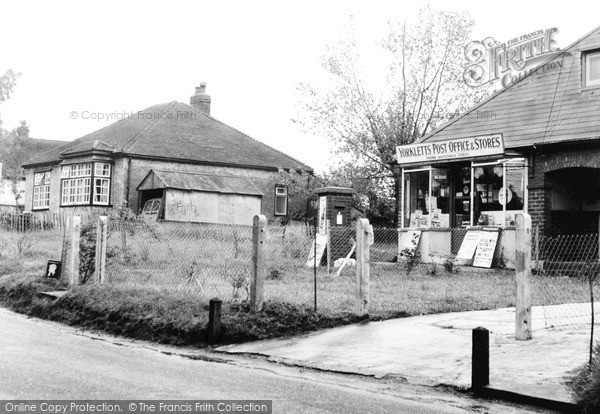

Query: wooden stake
<box><xmin>515</xmin><ymin>213</ymin><xmax>532</xmax><ymax>340</ymax></box>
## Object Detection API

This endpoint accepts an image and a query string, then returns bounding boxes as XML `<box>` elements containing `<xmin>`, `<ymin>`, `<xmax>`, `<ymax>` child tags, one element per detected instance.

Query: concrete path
<box><xmin>218</xmin><ymin>304</ymin><xmax>595</xmax><ymax>403</ymax></box>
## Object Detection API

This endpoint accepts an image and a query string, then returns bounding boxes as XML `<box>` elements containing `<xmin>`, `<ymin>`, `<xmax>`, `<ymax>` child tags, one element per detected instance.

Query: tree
<box><xmin>296</xmin><ymin>6</ymin><xmax>491</xmax><ymax>224</ymax></box>
<box><xmin>0</xmin><ymin>69</ymin><xmax>20</xmax><ymax>132</ymax></box>
<box><xmin>0</xmin><ymin>121</ymin><xmax>31</xmax><ymax>205</ymax></box>
<box><xmin>0</xmin><ymin>69</ymin><xmax>29</xmax><ymax>207</ymax></box>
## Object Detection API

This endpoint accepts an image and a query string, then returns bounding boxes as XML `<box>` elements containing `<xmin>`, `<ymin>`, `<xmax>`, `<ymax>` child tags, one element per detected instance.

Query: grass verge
<box><xmin>568</xmin><ymin>343</ymin><xmax>600</xmax><ymax>413</ymax></box>
<box><xmin>0</xmin><ymin>273</ymin><xmax>370</xmax><ymax>347</ymax></box>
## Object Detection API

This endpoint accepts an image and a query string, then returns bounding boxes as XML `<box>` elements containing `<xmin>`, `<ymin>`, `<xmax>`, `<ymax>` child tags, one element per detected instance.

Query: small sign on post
<box><xmin>45</xmin><ymin>260</ymin><xmax>61</xmax><ymax>279</ymax></box>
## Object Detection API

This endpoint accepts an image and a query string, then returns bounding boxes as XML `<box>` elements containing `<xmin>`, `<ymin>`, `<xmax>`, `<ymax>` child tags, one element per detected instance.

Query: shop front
<box><xmin>396</xmin><ymin>134</ymin><xmax>527</xmax><ymax>268</ymax></box>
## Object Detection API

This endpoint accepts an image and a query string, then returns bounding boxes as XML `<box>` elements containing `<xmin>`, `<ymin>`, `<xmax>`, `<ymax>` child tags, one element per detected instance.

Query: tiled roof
<box><xmin>23</xmin><ymin>101</ymin><xmax>312</xmax><ymax>171</ymax></box>
<box><xmin>137</xmin><ymin>170</ymin><xmax>264</xmax><ymax>196</ymax></box>
<box><xmin>419</xmin><ymin>26</ymin><xmax>600</xmax><ymax>149</ymax></box>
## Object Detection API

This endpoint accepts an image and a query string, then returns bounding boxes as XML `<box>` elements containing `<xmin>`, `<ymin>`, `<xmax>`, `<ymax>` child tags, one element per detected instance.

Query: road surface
<box><xmin>0</xmin><ymin>308</ymin><xmax>549</xmax><ymax>413</ymax></box>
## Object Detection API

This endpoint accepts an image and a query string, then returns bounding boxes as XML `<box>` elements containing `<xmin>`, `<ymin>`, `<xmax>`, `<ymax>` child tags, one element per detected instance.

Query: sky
<box><xmin>1</xmin><ymin>0</ymin><xmax>599</xmax><ymax>173</ymax></box>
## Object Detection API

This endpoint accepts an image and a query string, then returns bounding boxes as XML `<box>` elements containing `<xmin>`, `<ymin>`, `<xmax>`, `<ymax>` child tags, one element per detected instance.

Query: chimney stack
<box><xmin>190</xmin><ymin>82</ymin><xmax>211</xmax><ymax>115</ymax></box>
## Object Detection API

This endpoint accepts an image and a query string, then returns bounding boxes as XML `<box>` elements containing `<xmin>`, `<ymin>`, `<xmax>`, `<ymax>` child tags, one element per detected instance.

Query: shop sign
<box><xmin>396</xmin><ymin>134</ymin><xmax>504</xmax><ymax>166</ymax></box>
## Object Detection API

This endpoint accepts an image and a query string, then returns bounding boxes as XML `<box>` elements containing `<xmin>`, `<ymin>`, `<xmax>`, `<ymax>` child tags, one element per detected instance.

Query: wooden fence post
<box><xmin>208</xmin><ymin>298</ymin><xmax>222</xmax><ymax>345</ymax></box>
<box><xmin>326</xmin><ymin>219</ymin><xmax>332</xmax><ymax>275</ymax></box>
<box><xmin>62</xmin><ymin>215</ymin><xmax>81</xmax><ymax>288</ymax></box>
<box><xmin>250</xmin><ymin>215</ymin><xmax>267</xmax><ymax>313</ymax></box>
<box><xmin>472</xmin><ymin>326</ymin><xmax>490</xmax><ymax>390</ymax></box>
<box><xmin>95</xmin><ymin>216</ymin><xmax>108</xmax><ymax>283</ymax></box>
<box><xmin>356</xmin><ymin>218</ymin><xmax>373</xmax><ymax>316</ymax></box>
<box><xmin>515</xmin><ymin>213</ymin><xmax>532</xmax><ymax>340</ymax></box>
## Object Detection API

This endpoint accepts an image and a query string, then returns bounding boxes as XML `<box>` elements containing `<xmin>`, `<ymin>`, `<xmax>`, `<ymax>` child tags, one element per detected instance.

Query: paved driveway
<box><xmin>218</xmin><ymin>305</ymin><xmax>593</xmax><ymax>403</ymax></box>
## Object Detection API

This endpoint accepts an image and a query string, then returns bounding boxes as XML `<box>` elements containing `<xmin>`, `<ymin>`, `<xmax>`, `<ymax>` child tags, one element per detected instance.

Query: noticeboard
<box><xmin>472</xmin><ymin>231</ymin><xmax>500</xmax><ymax>268</ymax></box>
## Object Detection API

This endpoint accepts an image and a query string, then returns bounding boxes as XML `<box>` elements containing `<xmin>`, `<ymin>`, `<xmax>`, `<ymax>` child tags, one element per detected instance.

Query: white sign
<box><xmin>497</xmin><ymin>186</ymin><xmax>513</xmax><ymax>206</ymax></box>
<box><xmin>306</xmin><ymin>233</ymin><xmax>327</xmax><ymax>268</ymax></box>
<box><xmin>318</xmin><ymin>196</ymin><xmax>327</xmax><ymax>235</ymax></box>
<box><xmin>398</xmin><ymin>230</ymin><xmax>422</xmax><ymax>261</ymax></box>
<box><xmin>473</xmin><ymin>230</ymin><xmax>500</xmax><ymax>268</ymax></box>
<box><xmin>396</xmin><ymin>134</ymin><xmax>504</xmax><ymax>166</ymax></box>
<box><xmin>457</xmin><ymin>230</ymin><xmax>482</xmax><ymax>261</ymax></box>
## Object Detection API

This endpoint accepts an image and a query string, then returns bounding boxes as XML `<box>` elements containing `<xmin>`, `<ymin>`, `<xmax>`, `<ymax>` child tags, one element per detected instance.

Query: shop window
<box><xmin>473</xmin><ymin>159</ymin><xmax>525</xmax><ymax>226</ymax></box>
<box><xmin>403</xmin><ymin>169</ymin><xmax>429</xmax><ymax>228</ymax></box>
<box><xmin>431</xmin><ymin>168</ymin><xmax>451</xmax><ymax>227</ymax></box>
<box><xmin>274</xmin><ymin>185</ymin><xmax>288</xmax><ymax>216</ymax></box>
<box><xmin>33</xmin><ymin>171</ymin><xmax>51</xmax><ymax>210</ymax></box>
<box><xmin>61</xmin><ymin>162</ymin><xmax>111</xmax><ymax>206</ymax></box>
<box><xmin>584</xmin><ymin>51</ymin><xmax>600</xmax><ymax>88</ymax></box>
<box><xmin>403</xmin><ymin>168</ymin><xmax>451</xmax><ymax>228</ymax></box>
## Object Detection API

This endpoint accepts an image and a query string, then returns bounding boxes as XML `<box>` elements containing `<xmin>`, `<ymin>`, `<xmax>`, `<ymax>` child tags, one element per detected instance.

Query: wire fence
<box><xmin>104</xmin><ymin>220</ymin><xmax>254</xmax><ymax>301</ymax></box>
<box><xmin>264</xmin><ymin>225</ymin><xmax>356</xmax><ymax>312</ymax></box>
<box><xmin>533</xmin><ymin>231</ymin><xmax>600</xmax><ymax>330</ymax></box>
<box><xmin>103</xmin><ymin>220</ymin><xmax>358</xmax><ymax>311</ymax></box>
<box><xmin>7</xmin><ymin>210</ymin><xmax>600</xmax><ymax>329</ymax></box>
<box><xmin>369</xmin><ymin>227</ymin><xmax>517</xmax><ymax>316</ymax></box>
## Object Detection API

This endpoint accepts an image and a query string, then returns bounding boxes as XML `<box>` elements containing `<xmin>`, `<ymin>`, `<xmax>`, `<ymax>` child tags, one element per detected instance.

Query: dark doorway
<box><xmin>139</xmin><ymin>189</ymin><xmax>164</xmax><ymax>213</ymax></box>
<box><xmin>548</xmin><ymin>167</ymin><xmax>600</xmax><ymax>235</ymax></box>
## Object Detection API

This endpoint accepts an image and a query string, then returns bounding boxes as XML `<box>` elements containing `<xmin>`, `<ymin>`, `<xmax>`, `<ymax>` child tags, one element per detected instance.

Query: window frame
<box><xmin>32</xmin><ymin>171</ymin><xmax>51</xmax><ymax>210</ymax></box>
<box><xmin>60</xmin><ymin>162</ymin><xmax>112</xmax><ymax>207</ymax></box>
<box><xmin>584</xmin><ymin>50</ymin><xmax>600</xmax><ymax>89</ymax></box>
<box><xmin>274</xmin><ymin>185</ymin><xmax>288</xmax><ymax>216</ymax></box>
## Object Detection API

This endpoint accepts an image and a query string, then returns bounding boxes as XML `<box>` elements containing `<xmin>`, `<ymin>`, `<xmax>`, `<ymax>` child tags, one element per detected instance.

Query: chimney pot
<box><xmin>190</xmin><ymin>82</ymin><xmax>211</xmax><ymax>115</ymax></box>
<box><xmin>195</xmin><ymin>83</ymin><xmax>206</xmax><ymax>94</ymax></box>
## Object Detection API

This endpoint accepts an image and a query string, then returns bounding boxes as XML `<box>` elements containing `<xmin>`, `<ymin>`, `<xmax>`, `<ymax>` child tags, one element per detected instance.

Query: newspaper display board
<box><xmin>472</xmin><ymin>230</ymin><xmax>500</xmax><ymax>268</ymax></box>
<box><xmin>456</xmin><ymin>230</ymin><xmax>482</xmax><ymax>261</ymax></box>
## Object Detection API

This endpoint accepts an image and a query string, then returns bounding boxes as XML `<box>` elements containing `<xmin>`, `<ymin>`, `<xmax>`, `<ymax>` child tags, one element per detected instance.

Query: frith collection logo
<box><xmin>463</xmin><ymin>28</ymin><xmax>562</xmax><ymax>89</ymax></box>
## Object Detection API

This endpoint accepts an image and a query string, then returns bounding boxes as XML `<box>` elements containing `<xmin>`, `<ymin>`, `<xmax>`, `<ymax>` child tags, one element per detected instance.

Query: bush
<box><xmin>569</xmin><ymin>342</ymin><xmax>600</xmax><ymax>412</ymax></box>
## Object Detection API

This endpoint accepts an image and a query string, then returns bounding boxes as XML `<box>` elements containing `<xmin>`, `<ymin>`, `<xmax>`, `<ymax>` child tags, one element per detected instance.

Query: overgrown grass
<box><xmin>0</xmin><ymin>272</ymin><xmax>366</xmax><ymax>347</ymax></box>
<box><xmin>569</xmin><ymin>343</ymin><xmax>600</xmax><ymax>413</ymax></box>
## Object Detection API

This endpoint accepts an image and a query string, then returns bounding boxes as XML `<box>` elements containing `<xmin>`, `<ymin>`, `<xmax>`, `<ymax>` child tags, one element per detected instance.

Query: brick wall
<box><xmin>529</xmin><ymin>145</ymin><xmax>600</xmax><ymax>235</ymax></box>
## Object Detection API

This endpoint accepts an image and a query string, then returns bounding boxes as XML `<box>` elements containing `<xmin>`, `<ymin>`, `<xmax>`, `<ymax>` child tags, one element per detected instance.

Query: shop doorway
<box><xmin>549</xmin><ymin>167</ymin><xmax>600</xmax><ymax>235</ymax></box>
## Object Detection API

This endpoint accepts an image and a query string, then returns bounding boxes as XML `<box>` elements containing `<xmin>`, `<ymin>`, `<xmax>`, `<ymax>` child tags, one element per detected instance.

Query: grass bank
<box><xmin>0</xmin><ymin>272</ymin><xmax>370</xmax><ymax>347</ymax></box>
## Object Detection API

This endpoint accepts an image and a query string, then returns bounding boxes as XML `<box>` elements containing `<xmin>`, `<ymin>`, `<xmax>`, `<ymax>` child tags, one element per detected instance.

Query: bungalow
<box><xmin>22</xmin><ymin>84</ymin><xmax>313</xmax><ymax>225</ymax></box>
<box><xmin>395</xmin><ymin>25</ymin><xmax>600</xmax><ymax>238</ymax></box>
<box><xmin>0</xmin><ymin>137</ymin><xmax>65</xmax><ymax>211</ymax></box>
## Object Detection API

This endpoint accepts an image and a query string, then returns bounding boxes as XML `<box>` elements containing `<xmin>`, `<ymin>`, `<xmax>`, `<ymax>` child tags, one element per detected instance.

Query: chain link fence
<box><xmin>32</xmin><ymin>212</ymin><xmax>600</xmax><ymax>328</ymax></box>
<box><xmin>264</xmin><ymin>224</ymin><xmax>355</xmax><ymax>312</ymax></box>
<box><xmin>533</xmin><ymin>231</ymin><xmax>600</xmax><ymax>330</ymax></box>
<box><xmin>368</xmin><ymin>226</ymin><xmax>517</xmax><ymax>316</ymax></box>
<box><xmin>103</xmin><ymin>220</ymin><xmax>357</xmax><ymax>312</ymax></box>
<box><xmin>104</xmin><ymin>220</ymin><xmax>254</xmax><ymax>302</ymax></box>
